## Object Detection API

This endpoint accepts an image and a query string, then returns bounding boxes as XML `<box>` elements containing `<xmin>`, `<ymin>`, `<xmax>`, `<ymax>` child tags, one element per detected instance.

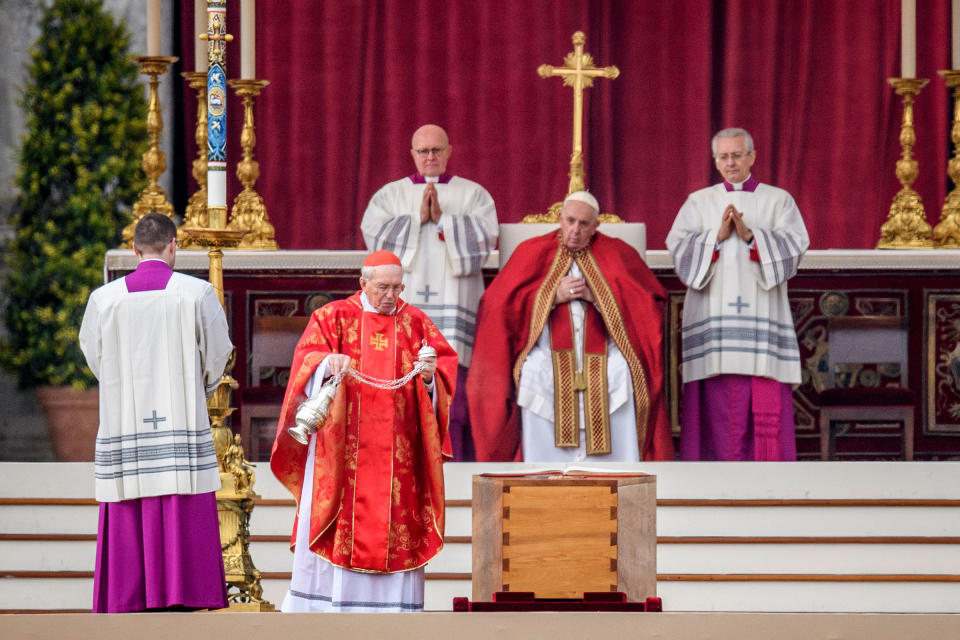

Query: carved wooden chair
<box><xmin>818</xmin><ymin>316</ymin><xmax>914</xmax><ymax>460</ymax></box>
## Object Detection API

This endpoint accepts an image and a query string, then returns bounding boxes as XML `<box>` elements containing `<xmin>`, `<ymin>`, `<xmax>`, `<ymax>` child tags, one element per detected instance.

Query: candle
<box><xmin>195</xmin><ymin>0</ymin><xmax>207</xmax><ymax>72</ymax></box>
<box><xmin>241</xmin><ymin>0</ymin><xmax>255</xmax><ymax>79</ymax></box>
<box><xmin>147</xmin><ymin>0</ymin><xmax>161</xmax><ymax>56</ymax></box>
<box><xmin>901</xmin><ymin>0</ymin><xmax>916</xmax><ymax>78</ymax></box>
<box><xmin>953</xmin><ymin>0</ymin><xmax>960</xmax><ymax>70</ymax></box>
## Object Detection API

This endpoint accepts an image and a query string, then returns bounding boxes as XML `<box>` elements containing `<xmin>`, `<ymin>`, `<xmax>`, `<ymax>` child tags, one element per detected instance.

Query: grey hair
<box><xmin>711</xmin><ymin>128</ymin><xmax>754</xmax><ymax>156</ymax></box>
<box><xmin>360</xmin><ymin>264</ymin><xmax>402</xmax><ymax>280</ymax></box>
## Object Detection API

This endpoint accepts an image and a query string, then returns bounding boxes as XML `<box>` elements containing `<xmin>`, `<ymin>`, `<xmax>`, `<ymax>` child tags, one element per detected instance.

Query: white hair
<box><xmin>711</xmin><ymin>127</ymin><xmax>754</xmax><ymax>156</ymax></box>
<box><xmin>360</xmin><ymin>263</ymin><xmax>402</xmax><ymax>280</ymax></box>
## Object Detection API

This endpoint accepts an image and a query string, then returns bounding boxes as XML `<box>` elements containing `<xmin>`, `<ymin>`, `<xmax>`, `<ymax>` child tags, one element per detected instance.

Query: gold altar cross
<box><xmin>538</xmin><ymin>31</ymin><xmax>619</xmax><ymax>195</ymax></box>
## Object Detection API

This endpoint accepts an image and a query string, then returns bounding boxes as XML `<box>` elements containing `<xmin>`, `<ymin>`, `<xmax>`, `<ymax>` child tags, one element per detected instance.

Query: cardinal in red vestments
<box><xmin>468</xmin><ymin>192</ymin><xmax>674</xmax><ymax>462</ymax></box>
<box><xmin>270</xmin><ymin>250</ymin><xmax>457</xmax><ymax>612</ymax></box>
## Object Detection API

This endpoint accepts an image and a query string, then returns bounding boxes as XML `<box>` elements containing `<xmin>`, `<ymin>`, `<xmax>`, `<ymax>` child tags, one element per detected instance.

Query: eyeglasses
<box><xmin>374</xmin><ymin>284</ymin><xmax>403</xmax><ymax>294</ymax></box>
<box><xmin>715</xmin><ymin>152</ymin><xmax>750</xmax><ymax>162</ymax></box>
<box><xmin>414</xmin><ymin>146</ymin><xmax>447</xmax><ymax>157</ymax></box>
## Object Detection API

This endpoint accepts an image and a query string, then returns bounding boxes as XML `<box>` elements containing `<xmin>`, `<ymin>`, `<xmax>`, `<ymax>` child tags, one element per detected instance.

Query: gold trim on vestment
<box><xmin>512</xmin><ymin>241</ymin><xmax>573</xmax><ymax>387</ymax></box>
<box><xmin>551</xmin><ymin>347</ymin><xmax>580</xmax><ymax>447</ymax></box>
<box><xmin>574</xmin><ymin>248</ymin><xmax>651</xmax><ymax>458</ymax></box>
<box><xmin>513</xmin><ymin>236</ymin><xmax>621</xmax><ymax>454</ymax></box>
<box><xmin>583</xmin><ymin>351</ymin><xmax>611</xmax><ymax>455</ymax></box>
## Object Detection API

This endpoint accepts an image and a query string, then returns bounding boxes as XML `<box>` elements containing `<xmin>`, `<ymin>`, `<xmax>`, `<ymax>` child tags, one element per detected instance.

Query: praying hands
<box><xmin>419</xmin><ymin>182</ymin><xmax>443</xmax><ymax>224</ymax></box>
<box><xmin>716</xmin><ymin>204</ymin><xmax>753</xmax><ymax>244</ymax></box>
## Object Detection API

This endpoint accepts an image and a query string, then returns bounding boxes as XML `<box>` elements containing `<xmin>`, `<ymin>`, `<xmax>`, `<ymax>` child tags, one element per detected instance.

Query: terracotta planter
<box><xmin>35</xmin><ymin>385</ymin><xmax>99</xmax><ymax>461</ymax></box>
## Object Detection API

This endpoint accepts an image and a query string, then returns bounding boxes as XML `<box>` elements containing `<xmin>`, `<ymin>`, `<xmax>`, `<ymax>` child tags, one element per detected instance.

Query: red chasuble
<box><xmin>270</xmin><ymin>292</ymin><xmax>456</xmax><ymax>573</ymax></box>
<box><xmin>467</xmin><ymin>231</ymin><xmax>674</xmax><ymax>462</ymax></box>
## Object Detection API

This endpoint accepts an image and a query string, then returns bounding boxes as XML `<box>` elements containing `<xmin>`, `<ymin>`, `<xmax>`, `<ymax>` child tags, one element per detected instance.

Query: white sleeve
<box><xmin>441</xmin><ymin>184</ymin><xmax>498</xmax><ymax>277</ymax></box>
<box><xmin>360</xmin><ymin>183</ymin><xmax>422</xmax><ymax>269</ymax></box>
<box><xmin>666</xmin><ymin>196</ymin><xmax>720</xmax><ymax>291</ymax></box>
<box><xmin>198</xmin><ymin>286</ymin><xmax>233</xmax><ymax>397</ymax></box>
<box><xmin>750</xmin><ymin>192</ymin><xmax>809</xmax><ymax>291</ymax></box>
<box><xmin>78</xmin><ymin>294</ymin><xmax>102</xmax><ymax>380</ymax></box>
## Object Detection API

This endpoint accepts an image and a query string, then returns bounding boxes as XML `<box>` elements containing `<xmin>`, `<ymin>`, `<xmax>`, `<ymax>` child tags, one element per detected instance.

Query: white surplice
<box><xmin>516</xmin><ymin>263</ymin><xmax>639</xmax><ymax>463</ymax></box>
<box><xmin>360</xmin><ymin>175</ymin><xmax>497</xmax><ymax>366</ymax></box>
<box><xmin>666</xmin><ymin>180</ymin><xmax>809</xmax><ymax>384</ymax></box>
<box><xmin>78</xmin><ymin>272</ymin><xmax>232</xmax><ymax>502</ymax></box>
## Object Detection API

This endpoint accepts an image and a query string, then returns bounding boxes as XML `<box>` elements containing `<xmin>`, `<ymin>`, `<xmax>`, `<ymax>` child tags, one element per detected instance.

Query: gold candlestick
<box><xmin>123</xmin><ymin>56</ymin><xmax>179</xmax><ymax>248</ymax></box>
<box><xmin>934</xmin><ymin>70</ymin><xmax>960</xmax><ymax>247</ymax></box>
<box><xmin>178</xmin><ymin>71</ymin><xmax>209</xmax><ymax>249</ymax></box>
<box><xmin>227</xmin><ymin>78</ymin><xmax>277</xmax><ymax>250</ymax></box>
<box><xmin>184</xmin><ymin>225</ymin><xmax>273</xmax><ymax>610</ymax></box>
<box><xmin>877</xmin><ymin>77</ymin><xmax>933</xmax><ymax>249</ymax></box>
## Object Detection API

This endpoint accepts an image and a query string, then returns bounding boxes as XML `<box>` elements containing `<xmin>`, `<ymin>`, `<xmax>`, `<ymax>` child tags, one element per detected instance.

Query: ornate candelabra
<box><xmin>179</xmin><ymin>71</ymin><xmax>209</xmax><ymax>249</ymax></box>
<box><xmin>877</xmin><ymin>78</ymin><xmax>933</xmax><ymax>249</ymax></box>
<box><xmin>184</xmin><ymin>225</ymin><xmax>274</xmax><ymax>611</ymax></box>
<box><xmin>935</xmin><ymin>70</ymin><xmax>960</xmax><ymax>247</ymax></box>
<box><xmin>123</xmin><ymin>56</ymin><xmax>179</xmax><ymax>248</ymax></box>
<box><xmin>227</xmin><ymin>78</ymin><xmax>277</xmax><ymax>249</ymax></box>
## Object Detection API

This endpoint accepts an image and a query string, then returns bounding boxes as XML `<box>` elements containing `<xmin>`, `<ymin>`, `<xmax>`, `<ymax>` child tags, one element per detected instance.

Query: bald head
<box><xmin>410</xmin><ymin>124</ymin><xmax>452</xmax><ymax>177</ymax></box>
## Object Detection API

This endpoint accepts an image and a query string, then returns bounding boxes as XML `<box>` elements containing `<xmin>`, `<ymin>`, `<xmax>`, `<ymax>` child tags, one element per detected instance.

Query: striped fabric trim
<box><xmin>682</xmin><ymin>345</ymin><xmax>801</xmax><ymax>363</ymax></box>
<box><xmin>94</xmin><ymin>442</ymin><xmax>217</xmax><ymax>464</ymax></box>
<box><xmin>682</xmin><ymin>326</ymin><xmax>799</xmax><ymax>352</ymax></box>
<box><xmin>287</xmin><ymin>589</ymin><xmax>423</xmax><ymax>611</ymax></box>
<box><xmin>95</xmin><ymin>428</ymin><xmax>218</xmax><ymax>481</ymax></box>
<box><xmin>682</xmin><ymin>314</ymin><xmax>798</xmax><ymax>333</ymax></box>
<box><xmin>673</xmin><ymin>230</ymin><xmax>712</xmax><ymax>285</ymax></box>
<box><xmin>373</xmin><ymin>216</ymin><xmax>413</xmax><ymax>263</ymax></box>
<box><xmin>681</xmin><ymin>314</ymin><xmax>801</xmax><ymax>365</ymax></box>
<box><xmin>94</xmin><ymin>460</ymin><xmax>220</xmax><ymax>480</ymax></box>
<box><xmin>757</xmin><ymin>227</ymin><xmax>804</xmax><ymax>284</ymax></box>
<box><xmin>449</xmin><ymin>214</ymin><xmax>491</xmax><ymax>276</ymax></box>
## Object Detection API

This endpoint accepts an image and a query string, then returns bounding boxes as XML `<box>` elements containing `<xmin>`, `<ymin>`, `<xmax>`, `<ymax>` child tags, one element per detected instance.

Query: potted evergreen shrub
<box><xmin>0</xmin><ymin>0</ymin><xmax>148</xmax><ymax>459</ymax></box>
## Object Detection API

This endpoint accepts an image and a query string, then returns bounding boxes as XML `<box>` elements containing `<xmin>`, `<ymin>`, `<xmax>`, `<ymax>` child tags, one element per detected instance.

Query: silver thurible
<box><xmin>288</xmin><ymin>375</ymin><xmax>342</xmax><ymax>445</ymax></box>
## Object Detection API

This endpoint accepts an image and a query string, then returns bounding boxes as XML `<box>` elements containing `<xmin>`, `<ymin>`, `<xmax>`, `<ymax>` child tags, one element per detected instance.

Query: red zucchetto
<box><xmin>362</xmin><ymin>249</ymin><xmax>402</xmax><ymax>267</ymax></box>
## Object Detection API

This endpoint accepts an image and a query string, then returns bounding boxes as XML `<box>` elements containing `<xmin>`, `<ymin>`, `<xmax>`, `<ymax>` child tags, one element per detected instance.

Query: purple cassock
<box><xmin>680</xmin><ymin>375</ymin><xmax>796</xmax><ymax>461</ymax></box>
<box><xmin>92</xmin><ymin>259</ymin><xmax>228</xmax><ymax>613</ymax></box>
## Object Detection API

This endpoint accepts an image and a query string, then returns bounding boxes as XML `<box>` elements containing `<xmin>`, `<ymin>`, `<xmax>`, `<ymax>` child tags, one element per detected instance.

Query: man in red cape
<box><xmin>468</xmin><ymin>192</ymin><xmax>674</xmax><ymax>462</ymax></box>
<box><xmin>270</xmin><ymin>250</ymin><xmax>457</xmax><ymax>612</ymax></box>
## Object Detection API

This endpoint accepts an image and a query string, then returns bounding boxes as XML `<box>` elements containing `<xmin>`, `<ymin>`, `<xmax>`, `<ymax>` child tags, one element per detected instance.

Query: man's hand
<box><xmin>420</xmin><ymin>183</ymin><xmax>443</xmax><ymax>224</ymax></box>
<box><xmin>555</xmin><ymin>275</ymin><xmax>595</xmax><ymax>305</ymax></box>
<box><xmin>716</xmin><ymin>204</ymin><xmax>737</xmax><ymax>242</ymax></box>
<box><xmin>419</xmin><ymin>355</ymin><xmax>437</xmax><ymax>384</ymax></box>
<box><xmin>730</xmin><ymin>208</ymin><xmax>753</xmax><ymax>243</ymax></box>
<box><xmin>420</xmin><ymin>185</ymin><xmax>433</xmax><ymax>224</ymax></box>
<box><xmin>427</xmin><ymin>183</ymin><xmax>443</xmax><ymax>223</ymax></box>
<box><xmin>717</xmin><ymin>204</ymin><xmax>752</xmax><ymax>243</ymax></box>
<box><xmin>326</xmin><ymin>354</ymin><xmax>351</xmax><ymax>377</ymax></box>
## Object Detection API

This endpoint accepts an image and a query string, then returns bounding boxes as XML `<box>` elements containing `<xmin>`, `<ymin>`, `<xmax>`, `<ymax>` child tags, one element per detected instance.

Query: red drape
<box><xmin>179</xmin><ymin>0</ymin><xmax>951</xmax><ymax>251</ymax></box>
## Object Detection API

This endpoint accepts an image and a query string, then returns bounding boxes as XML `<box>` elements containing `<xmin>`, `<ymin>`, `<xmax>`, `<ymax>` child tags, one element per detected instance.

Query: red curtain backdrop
<box><xmin>179</xmin><ymin>0</ymin><xmax>951</xmax><ymax>251</ymax></box>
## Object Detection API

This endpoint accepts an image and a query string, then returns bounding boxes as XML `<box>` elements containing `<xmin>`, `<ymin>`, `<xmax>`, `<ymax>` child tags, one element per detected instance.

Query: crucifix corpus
<box><xmin>538</xmin><ymin>31</ymin><xmax>619</xmax><ymax>196</ymax></box>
